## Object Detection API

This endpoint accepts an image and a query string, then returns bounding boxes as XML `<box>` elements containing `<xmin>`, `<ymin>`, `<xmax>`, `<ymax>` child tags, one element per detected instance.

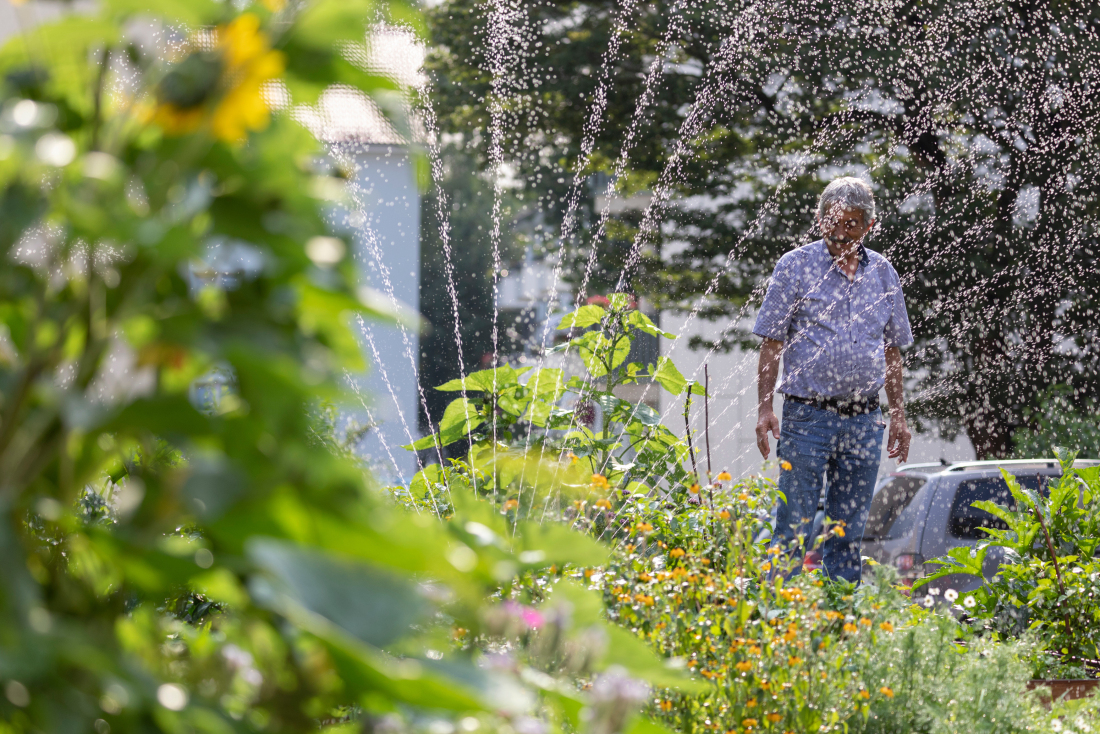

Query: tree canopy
<box><xmin>424</xmin><ymin>0</ymin><xmax>1100</xmax><ymax>457</ymax></box>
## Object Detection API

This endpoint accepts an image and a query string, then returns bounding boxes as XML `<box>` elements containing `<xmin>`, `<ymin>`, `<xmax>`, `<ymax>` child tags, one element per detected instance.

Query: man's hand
<box><xmin>887</xmin><ymin>416</ymin><xmax>911</xmax><ymax>463</ymax></box>
<box><xmin>756</xmin><ymin>338</ymin><xmax>784</xmax><ymax>458</ymax></box>
<box><xmin>757</xmin><ymin>409</ymin><xmax>780</xmax><ymax>459</ymax></box>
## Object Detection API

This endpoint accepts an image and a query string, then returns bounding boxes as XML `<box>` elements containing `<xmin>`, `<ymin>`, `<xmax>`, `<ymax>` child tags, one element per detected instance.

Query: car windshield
<box><xmin>949</xmin><ymin>474</ymin><xmax>1045</xmax><ymax>539</ymax></box>
<box><xmin>864</xmin><ymin>476</ymin><xmax>927</xmax><ymax>540</ymax></box>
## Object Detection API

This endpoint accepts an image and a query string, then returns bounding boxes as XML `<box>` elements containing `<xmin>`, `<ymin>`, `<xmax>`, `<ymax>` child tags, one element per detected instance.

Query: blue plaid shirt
<box><xmin>752</xmin><ymin>240</ymin><xmax>913</xmax><ymax>399</ymax></box>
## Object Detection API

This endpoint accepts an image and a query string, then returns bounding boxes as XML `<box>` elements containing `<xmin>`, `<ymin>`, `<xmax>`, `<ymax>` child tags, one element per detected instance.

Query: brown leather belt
<box><xmin>785</xmin><ymin>393</ymin><xmax>880</xmax><ymax>417</ymax></box>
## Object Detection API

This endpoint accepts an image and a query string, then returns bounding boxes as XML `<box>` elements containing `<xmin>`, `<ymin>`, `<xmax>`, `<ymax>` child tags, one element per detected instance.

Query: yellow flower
<box><xmin>595</xmin><ymin>498</ymin><xmax>613</xmax><ymax>510</ymax></box>
<box><xmin>880</xmin><ymin>621</ymin><xmax>894</xmax><ymax>632</ymax></box>
<box><xmin>825</xmin><ymin>611</ymin><xmax>842</xmax><ymax>621</ymax></box>
<box><xmin>259</xmin><ymin>0</ymin><xmax>286</xmax><ymax>10</ymax></box>
<box><xmin>636</xmin><ymin>522</ymin><xmax>653</xmax><ymax>533</ymax></box>
<box><xmin>634</xmin><ymin>593</ymin><xmax>654</xmax><ymax>606</ymax></box>
<box><xmin>741</xmin><ymin>719</ymin><xmax>758</xmax><ymax>730</ymax></box>
<box><xmin>735</xmin><ymin>661</ymin><xmax>752</xmax><ymax>672</ymax></box>
<box><xmin>152</xmin><ymin>13</ymin><xmax>284</xmax><ymax>142</ymax></box>
<box><xmin>718</xmin><ymin>509</ymin><xmax>731</xmax><ymax>520</ymax></box>
<box><xmin>689</xmin><ymin>483</ymin><xmax>701</xmax><ymax>494</ymax></box>
<box><xmin>659</xmin><ymin>700</ymin><xmax>673</xmax><ymax>712</ymax></box>
<box><xmin>591</xmin><ymin>473</ymin><xmax>610</xmax><ymax>489</ymax></box>
<box><xmin>833</xmin><ymin>526</ymin><xmax>845</xmax><ymax>538</ymax></box>
<box><xmin>738</xmin><ymin>492</ymin><xmax>750</xmax><ymax>501</ymax></box>
<box><xmin>766</xmin><ymin>713</ymin><xmax>782</xmax><ymax>724</ymax></box>
<box><xmin>880</xmin><ymin>687</ymin><xmax>894</xmax><ymax>698</ymax></box>
<box><xmin>858</xmin><ymin>689</ymin><xmax>870</xmax><ymax>700</ymax></box>
<box><xmin>745</xmin><ymin>698</ymin><xmax>757</xmax><ymax>708</ymax></box>
<box><xmin>669</xmin><ymin>548</ymin><xmax>686</xmax><ymax>558</ymax></box>
<box><xmin>746</xmin><ymin>645</ymin><xmax>761</xmax><ymax>656</ymax></box>
<box><xmin>780</xmin><ymin>460</ymin><xmax>793</xmax><ymax>471</ymax></box>
<box><xmin>568</xmin><ymin>452</ymin><xmax>579</xmax><ymax>464</ymax></box>
<box><xmin>502</xmin><ymin>499</ymin><xmax>519</xmax><ymax>511</ymax></box>
<box><xmin>716</xmin><ymin>471</ymin><xmax>732</xmax><ymax>481</ymax></box>
<box><xmin>843</xmin><ymin>622</ymin><xmax>858</xmax><ymax>633</ymax></box>
<box><xmin>859</xmin><ymin>618</ymin><xmax>872</xmax><ymax>627</ymax></box>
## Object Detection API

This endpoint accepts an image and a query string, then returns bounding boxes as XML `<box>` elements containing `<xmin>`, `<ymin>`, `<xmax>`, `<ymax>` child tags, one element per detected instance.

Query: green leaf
<box><xmin>0</xmin><ymin>18</ymin><xmax>120</xmax><ymax>115</ymax></box>
<box><xmin>290</xmin><ymin>0</ymin><xmax>376</xmax><ymax>48</ymax></box>
<box><xmin>248</xmin><ymin>538</ymin><xmax>428</xmax><ymax>648</ymax></box>
<box><xmin>626</xmin><ymin>310</ymin><xmax>675</xmax><ymax>339</ymax></box>
<box><xmin>557</xmin><ymin>305</ymin><xmax>605</xmax><ymax>330</ymax></box>
<box><xmin>515</xmin><ymin>522</ymin><xmax>609</xmax><ymax>568</ymax></box>
<box><xmin>650</xmin><ymin>357</ymin><xmax>705</xmax><ymax>396</ymax></box>
<box><xmin>437</xmin><ymin>364</ymin><xmax>530</xmax><ymax>393</ymax></box>
<box><xmin>103</xmin><ymin>0</ymin><xmax>223</xmax><ymax>25</ymax></box>
<box><xmin>405</xmin><ymin>397</ymin><xmax>483</xmax><ymax>450</ymax></box>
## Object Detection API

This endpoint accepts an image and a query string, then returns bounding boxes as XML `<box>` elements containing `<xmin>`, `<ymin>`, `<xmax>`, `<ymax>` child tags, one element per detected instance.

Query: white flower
<box><xmin>929</xmin><ymin>587</ymin><xmax>940</xmax><ymax>596</ymax></box>
<box><xmin>944</xmin><ymin>589</ymin><xmax>959</xmax><ymax>602</ymax></box>
<box><xmin>922</xmin><ymin>595</ymin><xmax>935</xmax><ymax>608</ymax></box>
<box><xmin>963</xmin><ymin>596</ymin><xmax>977</xmax><ymax>608</ymax></box>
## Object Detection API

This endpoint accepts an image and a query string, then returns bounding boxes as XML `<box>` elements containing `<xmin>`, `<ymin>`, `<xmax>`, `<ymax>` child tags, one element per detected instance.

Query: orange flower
<box><xmin>880</xmin><ymin>621</ymin><xmax>895</xmax><ymax>632</ymax></box>
<box><xmin>735</xmin><ymin>661</ymin><xmax>752</xmax><ymax>672</ymax></box>
<box><xmin>833</xmin><ymin>526</ymin><xmax>846</xmax><ymax>538</ymax></box>
<box><xmin>780</xmin><ymin>460</ymin><xmax>793</xmax><ymax>471</ymax></box>
<box><xmin>843</xmin><ymin>622</ymin><xmax>858</xmax><ymax>633</ymax></box>
<box><xmin>595</xmin><ymin>498</ymin><xmax>613</xmax><ymax>510</ymax></box>
<box><xmin>880</xmin><ymin>687</ymin><xmax>894</xmax><ymax>698</ymax></box>
<box><xmin>858</xmin><ymin>689</ymin><xmax>870</xmax><ymax>700</ymax></box>
<box><xmin>659</xmin><ymin>700</ymin><xmax>673</xmax><ymax>712</ymax></box>
<box><xmin>745</xmin><ymin>698</ymin><xmax>757</xmax><ymax>708</ymax></box>
<box><xmin>716</xmin><ymin>471</ymin><xmax>732</xmax><ymax>481</ymax></box>
<box><xmin>718</xmin><ymin>509</ymin><xmax>731</xmax><ymax>520</ymax></box>
<box><xmin>689</xmin><ymin>483</ymin><xmax>701</xmax><ymax>494</ymax></box>
<box><xmin>669</xmin><ymin>548</ymin><xmax>686</xmax><ymax>558</ymax></box>
<box><xmin>741</xmin><ymin>719</ymin><xmax>758</xmax><ymax>730</ymax></box>
<box><xmin>859</xmin><ymin>618</ymin><xmax>872</xmax><ymax>627</ymax></box>
<box><xmin>636</xmin><ymin>522</ymin><xmax>654</xmax><ymax>533</ymax></box>
<box><xmin>502</xmin><ymin>499</ymin><xmax>519</xmax><ymax>512</ymax></box>
<box><xmin>591</xmin><ymin>473</ymin><xmax>610</xmax><ymax>489</ymax></box>
<box><xmin>766</xmin><ymin>713</ymin><xmax>782</xmax><ymax>723</ymax></box>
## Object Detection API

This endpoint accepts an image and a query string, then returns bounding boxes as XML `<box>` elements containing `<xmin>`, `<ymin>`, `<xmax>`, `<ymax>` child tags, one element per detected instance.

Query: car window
<box><xmin>864</xmin><ymin>476</ymin><xmax>927</xmax><ymax>540</ymax></box>
<box><xmin>949</xmin><ymin>475</ymin><xmax>1043</xmax><ymax>539</ymax></box>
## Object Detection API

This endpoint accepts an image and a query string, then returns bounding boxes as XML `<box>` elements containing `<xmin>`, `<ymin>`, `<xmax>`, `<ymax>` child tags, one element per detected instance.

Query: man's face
<box><xmin>817</xmin><ymin>205</ymin><xmax>874</xmax><ymax>258</ymax></box>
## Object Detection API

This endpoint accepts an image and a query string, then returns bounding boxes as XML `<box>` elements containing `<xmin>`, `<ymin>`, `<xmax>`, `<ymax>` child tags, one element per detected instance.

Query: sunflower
<box><xmin>153</xmin><ymin>13</ymin><xmax>285</xmax><ymax>142</ymax></box>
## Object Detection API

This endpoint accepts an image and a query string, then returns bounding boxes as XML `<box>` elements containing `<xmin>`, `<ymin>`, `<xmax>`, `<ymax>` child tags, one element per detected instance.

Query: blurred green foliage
<box><xmin>0</xmin><ymin>2</ymin><xmax>695</xmax><ymax>732</ymax></box>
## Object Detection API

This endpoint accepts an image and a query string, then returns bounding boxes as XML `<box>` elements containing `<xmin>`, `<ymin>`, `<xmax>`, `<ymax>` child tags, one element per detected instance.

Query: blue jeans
<box><xmin>771</xmin><ymin>400</ymin><xmax>885</xmax><ymax>583</ymax></box>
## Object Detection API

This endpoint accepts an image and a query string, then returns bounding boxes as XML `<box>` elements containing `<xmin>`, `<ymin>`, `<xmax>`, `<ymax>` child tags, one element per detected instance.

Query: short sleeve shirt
<box><xmin>752</xmin><ymin>240</ymin><xmax>913</xmax><ymax>399</ymax></box>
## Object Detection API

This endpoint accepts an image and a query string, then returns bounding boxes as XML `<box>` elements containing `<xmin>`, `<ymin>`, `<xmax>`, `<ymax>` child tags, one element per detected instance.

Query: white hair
<box><xmin>818</xmin><ymin>177</ymin><xmax>876</xmax><ymax>225</ymax></box>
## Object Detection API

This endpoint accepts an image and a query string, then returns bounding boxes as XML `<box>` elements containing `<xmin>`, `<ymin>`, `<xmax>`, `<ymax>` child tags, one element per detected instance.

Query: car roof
<box><xmin>892</xmin><ymin>458</ymin><xmax>1100</xmax><ymax>478</ymax></box>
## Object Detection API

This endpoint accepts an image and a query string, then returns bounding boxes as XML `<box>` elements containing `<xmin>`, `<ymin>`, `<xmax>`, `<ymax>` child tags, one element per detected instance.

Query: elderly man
<box><xmin>753</xmin><ymin>177</ymin><xmax>912</xmax><ymax>583</ymax></box>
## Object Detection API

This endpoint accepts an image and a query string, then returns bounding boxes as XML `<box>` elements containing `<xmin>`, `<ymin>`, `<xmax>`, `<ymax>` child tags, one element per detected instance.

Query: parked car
<box><xmin>861</xmin><ymin>458</ymin><xmax>1100</xmax><ymax>593</ymax></box>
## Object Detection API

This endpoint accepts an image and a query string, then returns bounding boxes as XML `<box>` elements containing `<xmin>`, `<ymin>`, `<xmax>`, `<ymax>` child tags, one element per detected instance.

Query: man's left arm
<box><xmin>884</xmin><ymin>346</ymin><xmax>911</xmax><ymax>463</ymax></box>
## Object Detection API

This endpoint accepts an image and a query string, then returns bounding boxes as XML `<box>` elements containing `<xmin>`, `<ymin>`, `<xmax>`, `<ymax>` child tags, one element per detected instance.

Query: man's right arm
<box><xmin>756</xmin><ymin>337</ymin><xmax>784</xmax><ymax>458</ymax></box>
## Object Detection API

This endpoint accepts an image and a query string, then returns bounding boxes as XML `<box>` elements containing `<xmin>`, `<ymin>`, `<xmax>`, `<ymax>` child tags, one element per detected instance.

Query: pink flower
<box><xmin>520</xmin><ymin>607</ymin><xmax>544</xmax><ymax>629</ymax></box>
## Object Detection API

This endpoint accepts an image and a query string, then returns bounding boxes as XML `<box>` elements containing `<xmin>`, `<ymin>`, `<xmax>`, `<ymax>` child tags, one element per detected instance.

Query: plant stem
<box><xmin>704</xmin><ymin>363</ymin><xmax>712</xmax><ymax>475</ymax></box>
<box><xmin>1032</xmin><ymin>496</ymin><xmax>1073</xmax><ymax>642</ymax></box>
<box><xmin>683</xmin><ymin>388</ymin><xmax>697</xmax><ymax>479</ymax></box>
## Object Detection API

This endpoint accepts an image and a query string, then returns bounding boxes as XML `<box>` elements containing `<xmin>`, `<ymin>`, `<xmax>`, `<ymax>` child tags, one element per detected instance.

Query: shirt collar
<box><xmin>817</xmin><ymin>239</ymin><xmax>869</xmax><ymax>270</ymax></box>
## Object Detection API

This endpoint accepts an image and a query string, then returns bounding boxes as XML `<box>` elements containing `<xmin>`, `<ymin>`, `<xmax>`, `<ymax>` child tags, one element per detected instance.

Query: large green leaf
<box><xmin>557</xmin><ymin>305</ymin><xmax>606</xmax><ymax>330</ymax></box>
<box><xmin>515</xmin><ymin>522</ymin><xmax>609</xmax><ymax>568</ymax></box>
<box><xmin>103</xmin><ymin>0</ymin><xmax>223</xmax><ymax>25</ymax></box>
<box><xmin>404</xmin><ymin>397</ymin><xmax>483</xmax><ymax>450</ymax></box>
<box><xmin>248</xmin><ymin>538</ymin><xmax>428</xmax><ymax>648</ymax></box>
<box><xmin>650</xmin><ymin>357</ymin><xmax>705</xmax><ymax>396</ymax></box>
<box><xmin>626</xmin><ymin>310</ymin><xmax>675</xmax><ymax>339</ymax></box>
<box><xmin>436</xmin><ymin>364</ymin><xmax>530</xmax><ymax>393</ymax></box>
<box><xmin>549</xmin><ymin>581</ymin><xmax>704</xmax><ymax>692</ymax></box>
<box><xmin>290</xmin><ymin>0</ymin><xmax>375</xmax><ymax>48</ymax></box>
<box><xmin>0</xmin><ymin>18</ymin><xmax>120</xmax><ymax>114</ymax></box>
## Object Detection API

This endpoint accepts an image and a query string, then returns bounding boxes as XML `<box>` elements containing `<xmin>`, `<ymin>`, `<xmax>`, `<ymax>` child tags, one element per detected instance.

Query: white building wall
<box><xmin>658</xmin><ymin>312</ymin><xmax>975</xmax><ymax>482</ymax></box>
<box><xmin>336</xmin><ymin>145</ymin><xmax>423</xmax><ymax>483</ymax></box>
